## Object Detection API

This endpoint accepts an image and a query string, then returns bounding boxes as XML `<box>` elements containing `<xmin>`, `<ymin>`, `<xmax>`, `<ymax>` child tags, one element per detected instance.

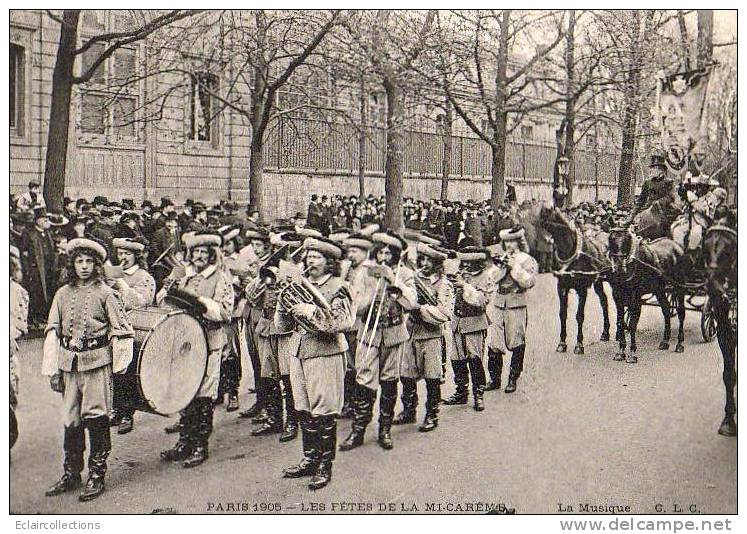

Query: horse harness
<box><xmin>546</xmin><ymin>221</ymin><xmax>608</xmax><ymax>279</ymax></box>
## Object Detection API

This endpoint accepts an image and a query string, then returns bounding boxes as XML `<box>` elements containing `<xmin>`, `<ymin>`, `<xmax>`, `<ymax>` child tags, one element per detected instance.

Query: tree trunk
<box><xmin>248</xmin><ymin>132</ymin><xmax>265</xmax><ymax>222</ymax></box>
<box><xmin>440</xmin><ymin>99</ymin><xmax>452</xmax><ymax>201</ymax></box>
<box><xmin>383</xmin><ymin>77</ymin><xmax>404</xmax><ymax>232</ymax></box>
<box><xmin>358</xmin><ymin>76</ymin><xmax>367</xmax><ymax>197</ymax></box>
<box><xmin>563</xmin><ymin>11</ymin><xmax>577</xmax><ymax>205</ymax></box>
<box><xmin>490</xmin><ymin>120</ymin><xmax>507</xmax><ymax>214</ymax></box>
<box><xmin>43</xmin><ymin>10</ymin><xmax>80</xmax><ymax>213</ymax></box>
<box><xmin>697</xmin><ymin>10</ymin><xmax>714</xmax><ymax>68</ymax></box>
<box><xmin>489</xmin><ymin>11</ymin><xmax>510</xmax><ymax>212</ymax></box>
<box><xmin>616</xmin><ymin>11</ymin><xmax>643</xmax><ymax>206</ymax></box>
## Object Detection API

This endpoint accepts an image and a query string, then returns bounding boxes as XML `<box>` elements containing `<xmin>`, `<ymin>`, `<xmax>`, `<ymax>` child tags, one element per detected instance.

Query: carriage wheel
<box><xmin>700</xmin><ymin>297</ymin><xmax>717</xmax><ymax>342</ymax></box>
<box><xmin>666</xmin><ymin>289</ymin><xmax>678</xmax><ymax>319</ymax></box>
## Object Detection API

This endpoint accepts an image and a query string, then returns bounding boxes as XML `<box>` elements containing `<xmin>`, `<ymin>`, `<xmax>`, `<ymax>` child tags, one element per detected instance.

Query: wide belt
<box><xmin>498</xmin><ymin>287</ymin><xmax>524</xmax><ymax>295</ymax></box>
<box><xmin>61</xmin><ymin>334</ymin><xmax>109</xmax><ymax>352</ymax></box>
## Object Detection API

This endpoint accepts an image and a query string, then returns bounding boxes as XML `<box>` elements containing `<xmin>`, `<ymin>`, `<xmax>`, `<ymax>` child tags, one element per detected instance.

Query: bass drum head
<box><xmin>137</xmin><ymin>312</ymin><xmax>208</xmax><ymax>415</ymax></box>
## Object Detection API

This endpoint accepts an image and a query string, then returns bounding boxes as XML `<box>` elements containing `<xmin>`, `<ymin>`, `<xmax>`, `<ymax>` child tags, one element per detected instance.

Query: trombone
<box><xmin>357</xmin><ymin>257</ymin><xmax>403</xmax><ymax>361</ymax></box>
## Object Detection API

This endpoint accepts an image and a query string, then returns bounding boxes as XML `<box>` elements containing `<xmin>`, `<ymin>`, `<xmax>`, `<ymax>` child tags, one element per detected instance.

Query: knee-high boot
<box><xmin>279</xmin><ymin>375</ymin><xmax>298</xmax><ymax>442</ymax></box>
<box><xmin>393</xmin><ymin>377</ymin><xmax>418</xmax><ymax>425</ymax></box>
<box><xmin>309</xmin><ymin>415</ymin><xmax>336</xmax><ymax>490</ymax></box>
<box><xmin>442</xmin><ymin>360</ymin><xmax>469</xmax><ymax>405</ymax></box>
<box><xmin>226</xmin><ymin>353</ymin><xmax>241</xmax><ymax>412</ymax></box>
<box><xmin>79</xmin><ymin>416</ymin><xmax>111</xmax><ymax>502</ymax></box>
<box><xmin>467</xmin><ymin>357</ymin><xmax>486</xmax><ymax>411</ymax></box>
<box><xmin>485</xmin><ymin>349</ymin><xmax>504</xmax><ymax>391</ymax></box>
<box><xmin>339</xmin><ymin>384</ymin><xmax>375</xmax><ymax>451</ymax></box>
<box><xmin>46</xmin><ymin>424</ymin><xmax>85</xmax><ymax>496</ymax></box>
<box><xmin>340</xmin><ymin>370</ymin><xmax>357</xmax><ymax>419</ymax></box>
<box><xmin>161</xmin><ymin>405</ymin><xmax>195</xmax><ymax>462</ymax></box>
<box><xmin>419</xmin><ymin>379</ymin><xmax>441</xmax><ymax>432</ymax></box>
<box><xmin>377</xmin><ymin>380</ymin><xmax>397</xmax><ymax>450</ymax></box>
<box><xmin>505</xmin><ymin>345</ymin><xmax>526</xmax><ymax>393</ymax></box>
<box><xmin>239</xmin><ymin>375</ymin><xmax>265</xmax><ymax>419</ymax></box>
<box><xmin>252</xmin><ymin>379</ymin><xmax>283</xmax><ymax>436</ymax></box>
<box><xmin>282</xmin><ymin>411</ymin><xmax>320</xmax><ymax>478</ymax></box>
<box><xmin>183</xmin><ymin>397</ymin><xmax>213</xmax><ymax>468</ymax></box>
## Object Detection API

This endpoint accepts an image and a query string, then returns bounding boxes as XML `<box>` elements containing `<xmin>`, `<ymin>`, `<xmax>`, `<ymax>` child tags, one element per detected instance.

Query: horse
<box><xmin>607</xmin><ymin>229</ymin><xmax>686</xmax><ymax>363</ymax></box>
<box><xmin>632</xmin><ymin>198</ymin><xmax>681</xmax><ymax>240</ymax></box>
<box><xmin>703</xmin><ymin>222</ymin><xmax>737</xmax><ymax>436</ymax></box>
<box><xmin>539</xmin><ymin>206</ymin><xmax>611</xmax><ymax>354</ymax></box>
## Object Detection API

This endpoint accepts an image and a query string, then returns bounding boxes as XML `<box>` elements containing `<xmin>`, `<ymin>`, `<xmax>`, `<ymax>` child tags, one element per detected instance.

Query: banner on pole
<box><xmin>656</xmin><ymin>66</ymin><xmax>713</xmax><ymax>173</ymax></box>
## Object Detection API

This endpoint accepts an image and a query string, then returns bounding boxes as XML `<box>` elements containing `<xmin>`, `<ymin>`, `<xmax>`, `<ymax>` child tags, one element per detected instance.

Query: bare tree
<box><xmin>42</xmin><ymin>9</ymin><xmax>199</xmax><ymax>212</ymax></box>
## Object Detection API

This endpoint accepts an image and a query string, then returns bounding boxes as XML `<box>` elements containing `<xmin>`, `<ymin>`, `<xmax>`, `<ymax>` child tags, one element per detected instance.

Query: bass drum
<box><xmin>127</xmin><ymin>306</ymin><xmax>208</xmax><ymax>415</ymax></box>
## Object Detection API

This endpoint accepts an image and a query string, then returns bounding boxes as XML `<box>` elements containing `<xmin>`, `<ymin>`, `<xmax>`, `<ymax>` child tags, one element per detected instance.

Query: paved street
<box><xmin>10</xmin><ymin>274</ymin><xmax>736</xmax><ymax>514</ymax></box>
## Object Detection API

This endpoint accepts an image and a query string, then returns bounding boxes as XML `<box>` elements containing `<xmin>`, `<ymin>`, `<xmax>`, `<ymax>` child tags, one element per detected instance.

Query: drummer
<box><xmin>108</xmin><ymin>237</ymin><xmax>156</xmax><ymax>435</ymax></box>
<box><xmin>43</xmin><ymin>238</ymin><xmax>134</xmax><ymax>502</ymax></box>
<box><xmin>157</xmin><ymin>231</ymin><xmax>234</xmax><ymax>468</ymax></box>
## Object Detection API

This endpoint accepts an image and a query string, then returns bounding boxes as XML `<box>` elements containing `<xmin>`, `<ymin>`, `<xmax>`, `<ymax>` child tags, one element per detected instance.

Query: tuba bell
<box><xmin>276</xmin><ymin>260</ymin><xmax>332</xmax><ymax>333</ymax></box>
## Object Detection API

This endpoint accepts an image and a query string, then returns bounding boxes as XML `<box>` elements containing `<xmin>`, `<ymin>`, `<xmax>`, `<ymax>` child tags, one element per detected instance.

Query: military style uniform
<box><xmin>444</xmin><ymin>249</ymin><xmax>498</xmax><ymax>411</ymax></box>
<box><xmin>277</xmin><ymin>237</ymin><xmax>353</xmax><ymax>490</ymax></box>
<box><xmin>397</xmin><ymin>244</ymin><xmax>454</xmax><ymax>431</ymax></box>
<box><xmin>158</xmin><ymin>234</ymin><xmax>234</xmax><ymax>469</ymax></box>
<box><xmin>43</xmin><ymin>238</ymin><xmax>134</xmax><ymax>502</ymax></box>
<box><xmin>340</xmin><ymin>231</ymin><xmax>416</xmax><ymax>452</ymax></box>
<box><xmin>218</xmin><ymin>247</ymin><xmax>247</xmax><ymax>412</ymax></box>
<box><xmin>10</xmin><ymin>269</ymin><xmax>29</xmax><ymax>451</ymax></box>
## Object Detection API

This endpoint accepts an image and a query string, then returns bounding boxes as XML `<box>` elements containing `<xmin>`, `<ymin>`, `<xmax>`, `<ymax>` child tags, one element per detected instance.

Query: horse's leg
<box><xmin>594</xmin><ymin>279</ymin><xmax>611</xmax><ymax>341</ymax></box>
<box><xmin>626</xmin><ymin>292</ymin><xmax>642</xmax><ymax>363</ymax></box>
<box><xmin>574</xmin><ymin>284</ymin><xmax>588</xmax><ymax>354</ymax></box>
<box><xmin>674</xmin><ymin>290</ymin><xmax>686</xmax><ymax>353</ymax></box>
<box><xmin>717</xmin><ymin>305</ymin><xmax>737</xmax><ymax>436</ymax></box>
<box><xmin>653</xmin><ymin>286</ymin><xmax>671</xmax><ymax>350</ymax></box>
<box><xmin>556</xmin><ymin>281</ymin><xmax>568</xmax><ymax>353</ymax></box>
<box><xmin>612</xmin><ymin>284</ymin><xmax>627</xmax><ymax>361</ymax></box>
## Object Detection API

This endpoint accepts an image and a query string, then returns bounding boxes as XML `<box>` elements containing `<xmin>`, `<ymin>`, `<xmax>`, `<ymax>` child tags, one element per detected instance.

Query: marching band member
<box><xmin>43</xmin><ymin>238</ymin><xmax>134</xmax><ymax>502</ymax></box>
<box><xmin>396</xmin><ymin>242</ymin><xmax>455</xmax><ymax>432</ymax></box>
<box><xmin>276</xmin><ymin>237</ymin><xmax>354</xmax><ymax>490</ymax></box>
<box><xmin>239</xmin><ymin>228</ymin><xmax>272</xmax><ymax>419</ymax></box>
<box><xmin>338</xmin><ymin>232</ymin><xmax>378</xmax><ymax>418</ymax></box>
<box><xmin>10</xmin><ymin>246</ymin><xmax>29</xmax><ymax>456</ymax></box>
<box><xmin>443</xmin><ymin>246</ymin><xmax>498</xmax><ymax>412</ymax></box>
<box><xmin>218</xmin><ymin>226</ymin><xmax>246</xmax><ymax>412</ymax></box>
<box><xmin>339</xmin><ymin>230</ymin><xmax>416</xmax><ymax>452</ymax></box>
<box><xmin>492</xmin><ymin>227</ymin><xmax>538</xmax><ymax>393</ymax></box>
<box><xmin>157</xmin><ymin>231</ymin><xmax>234</xmax><ymax>468</ymax></box>
<box><xmin>108</xmin><ymin>237</ymin><xmax>156</xmax><ymax>435</ymax></box>
<box><xmin>485</xmin><ymin>244</ymin><xmax>508</xmax><ymax>391</ymax></box>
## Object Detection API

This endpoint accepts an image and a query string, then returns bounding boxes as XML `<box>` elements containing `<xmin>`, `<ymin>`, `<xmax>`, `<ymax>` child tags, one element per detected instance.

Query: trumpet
<box><xmin>409</xmin><ymin>261</ymin><xmax>438</xmax><ymax>307</ymax></box>
<box><xmin>159</xmin><ymin>253</ymin><xmax>188</xmax><ymax>294</ymax></box>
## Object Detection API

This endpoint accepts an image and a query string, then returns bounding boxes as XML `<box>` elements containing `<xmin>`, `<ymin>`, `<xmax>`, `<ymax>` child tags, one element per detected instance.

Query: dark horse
<box><xmin>539</xmin><ymin>206</ymin><xmax>611</xmax><ymax>354</ymax></box>
<box><xmin>607</xmin><ymin>229</ymin><xmax>686</xmax><ymax>363</ymax></box>
<box><xmin>703</xmin><ymin>222</ymin><xmax>737</xmax><ymax>436</ymax></box>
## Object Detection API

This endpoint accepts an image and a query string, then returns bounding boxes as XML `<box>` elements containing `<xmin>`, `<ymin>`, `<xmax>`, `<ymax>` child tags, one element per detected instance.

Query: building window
<box><xmin>190</xmin><ymin>73</ymin><xmax>219</xmax><ymax>142</ymax></box>
<box><xmin>78</xmin><ymin>41</ymin><xmax>141</xmax><ymax>143</ymax></box>
<box><xmin>10</xmin><ymin>43</ymin><xmax>25</xmax><ymax>137</ymax></box>
<box><xmin>521</xmin><ymin>125</ymin><xmax>533</xmax><ymax>140</ymax></box>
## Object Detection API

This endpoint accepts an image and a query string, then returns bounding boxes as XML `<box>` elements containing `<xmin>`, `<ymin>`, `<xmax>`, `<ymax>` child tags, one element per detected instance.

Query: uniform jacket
<box><xmin>45</xmin><ymin>281</ymin><xmax>134</xmax><ymax>373</ymax></box>
<box><xmin>117</xmin><ymin>265</ymin><xmax>156</xmax><ymax>310</ymax></box>
<box><xmin>493</xmin><ymin>251</ymin><xmax>538</xmax><ymax>310</ymax></box>
<box><xmin>637</xmin><ymin>178</ymin><xmax>674</xmax><ymax>210</ymax></box>
<box><xmin>274</xmin><ymin>274</ymin><xmax>353</xmax><ymax>360</ymax></box>
<box><xmin>411</xmin><ymin>272</ymin><xmax>454</xmax><ymax>341</ymax></box>
<box><xmin>10</xmin><ymin>279</ymin><xmax>29</xmax><ymax>356</ymax></box>
<box><xmin>357</xmin><ymin>265</ymin><xmax>417</xmax><ymax>348</ymax></box>
<box><xmin>453</xmin><ymin>267</ymin><xmax>499</xmax><ymax>334</ymax></box>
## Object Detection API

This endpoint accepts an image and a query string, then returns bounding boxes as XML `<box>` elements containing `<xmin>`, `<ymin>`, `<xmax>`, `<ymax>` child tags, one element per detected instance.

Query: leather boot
<box><xmin>393</xmin><ymin>377</ymin><xmax>417</xmax><ymax>425</ymax></box>
<box><xmin>161</xmin><ymin>406</ymin><xmax>194</xmax><ymax>462</ymax></box>
<box><xmin>252</xmin><ymin>380</ymin><xmax>283</xmax><ymax>436</ymax></box>
<box><xmin>419</xmin><ymin>379</ymin><xmax>441</xmax><ymax>432</ymax></box>
<box><xmin>46</xmin><ymin>424</ymin><xmax>85</xmax><ymax>496</ymax></box>
<box><xmin>279</xmin><ymin>375</ymin><xmax>298</xmax><ymax>442</ymax></box>
<box><xmin>377</xmin><ymin>380</ymin><xmax>397</xmax><ymax>450</ymax></box>
<box><xmin>309</xmin><ymin>415</ymin><xmax>336</xmax><ymax>490</ymax></box>
<box><xmin>239</xmin><ymin>377</ymin><xmax>265</xmax><ymax>419</ymax></box>
<box><xmin>505</xmin><ymin>345</ymin><xmax>525</xmax><ymax>393</ymax></box>
<box><xmin>340</xmin><ymin>370</ymin><xmax>356</xmax><ymax>419</ymax></box>
<box><xmin>224</xmin><ymin>351</ymin><xmax>241</xmax><ymax>412</ymax></box>
<box><xmin>79</xmin><ymin>416</ymin><xmax>110</xmax><ymax>502</ymax></box>
<box><xmin>468</xmin><ymin>357</ymin><xmax>487</xmax><ymax>411</ymax></box>
<box><xmin>442</xmin><ymin>360</ymin><xmax>469</xmax><ymax>405</ymax></box>
<box><xmin>485</xmin><ymin>349</ymin><xmax>503</xmax><ymax>391</ymax></box>
<box><xmin>283</xmin><ymin>412</ymin><xmax>320</xmax><ymax>478</ymax></box>
<box><xmin>226</xmin><ymin>392</ymin><xmax>240</xmax><ymax>412</ymax></box>
<box><xmin>339</xmin><ymin>385</ymin><xmax>375</xmax><ymax>451</ymax></box>
<box><xmin>183</xmin><ymin>398</ymin><xmax>213</xmax><ymax>468</ymax></box>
